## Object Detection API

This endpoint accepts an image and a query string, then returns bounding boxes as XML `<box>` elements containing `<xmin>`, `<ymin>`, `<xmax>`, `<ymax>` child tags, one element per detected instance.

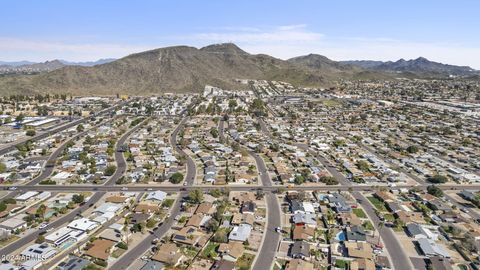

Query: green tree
<box><xmin>26</xmin><ymin>129</ymin><xmax>36</xmax><ymax>136</ymax></box>
<box><xmin>428</xmin><ymin>174</ymin><xmax>448</xmax><ymax>184</ymax></box>
<box><xmin>169</xmin><ymin>172</ymin><xmax>184</xmax><ymax>184</ymax></box>
<box><xmin>427</xmin><ymin>185</ymin><xmax>444</xmax><ymax>197</ymax></box>
<box><xmin>406</xmin><ymin>145</ymin><xmax>419</xmax><ymax>154</ymax></box>
<box><xmin>72</xmin><ymin>194</ymin><xmax>85</xmax><ymax>204</ymax></box>
<box><xmin>104</xmin><ymin>165</ymin><xmax>117</xmax><ymax>176</ymax></box>
<box><xmin>189</xmin><ymin>189</ymin><xmax>204</xmax><ymax>204</ymax></box>
<box><xmin>77</xmin><ymin>124</ymin><xmax>84</xmax><ymax>132</ymax></box>
<box><xmin>294</xmin><ymin>175</ymin><xmax>305</xmax><ymax>185</ymax></box>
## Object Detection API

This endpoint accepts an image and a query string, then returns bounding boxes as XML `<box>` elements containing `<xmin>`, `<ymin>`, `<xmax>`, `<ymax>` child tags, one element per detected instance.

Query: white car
<box><xmin>121</xmin><ymin>187</ymin><xmax>128</xmax><ymax>191</ymax></box>
<box><xmin>275</xmin><ymin>227</ymin><xmax>282</xmax><ymax>233</ymax></box>
<box><xmin>8</xmin><ymin>186</ymin><xmax>17</xmax><ymax>191</ymax></box>
<box><xmin>39</xmin><ymin>223</ymin><xmax>48</xmax><ymax>229</ymax></box>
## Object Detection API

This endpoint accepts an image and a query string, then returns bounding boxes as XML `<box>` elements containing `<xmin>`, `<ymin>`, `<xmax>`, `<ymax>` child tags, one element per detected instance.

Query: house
<box><xmin>429</xmin><ymin>256</ymin><xmax>453</xmax><ymax>270</ymax></box>
<box><xmin>240</xmin><ymin>201</ymin><xmax>256</xmax><ymax>214</ymax></box>
<box><xmin>406</xmin><ymin>224</ymin><xmax>439</xmax><ymax>240</ymax></box>
<box><xmin>57</xmin><ymin>256</ymin><xmax>91</xmax><ymax>270</ymax></box>
<box><xmin>218</xmin><ymin>241</ymin><xmax>244</xmax><ymax>261</ymax></box>
<box><xmin>0</xmin><ymin>214</ymin><xmax>28</xmax><ymax>232</ymax></box>
<box><xmin>93</xmin><ymin>202</ymin><xmax>122</xmax><ymax>215</ymax></box>
<box><xmin>15</xmin><ymin>191</ymin><xmax>39</xmax><ymax>202</ymax></box>
<box><xmin>289</xmin><ymin>240</ymin><xmax>310</xmax><ymax>259</ymax></box>
<box><xmin>85</xmin><ymin>239</ymin><xmax>116</xmax><ymax>260</ymax></box>
<box><xmin>145</xmin><ymin>191</ymin><xmax>167</xmax><ymax>202</ymax></box>
<box><xmin>285</xmin><ymin>259</ymin><xmax>314</xmax><ymax>270</ymax></box>
<box><xmin>231</xmin><ymin>213</ymin><xmax>254</xmax><ymax>226</ymax></box>
<box><xmin>417</xmin><ymin>238</ymin><xmax>450</xmax><ymax>258</ymax></box>
<box><xmin>186</xmin><ymin>213</ymin><xmax>211</xmax><ymax>228</ymax></box>
<box><xmin>67</xmin><ymin>218</ymin><xmax>99</xmax><ymax>232</ymax></box>
<box><xmin>292</xmin><ymin>225</ymin><xmax>315</xmax><ymax>241</ymax></box>
<box><xmin>347</xmin><ymin>226</ymin><xmax>367</xmax><ymax>242</ymax></box>
<box><xmin>152</xmin><ymin>243</ymin><xmax>183</xmax><ymax>266</ymax></box>
<box><xmin>131</xmin><ymin>213</ymin><xmax>151</xmax><ymax>224</ymax></box>
<box><xmin>211</xmin><ymin>260</ymin><xmax>235</xmax><ymax>270</ymax></box>
<box><xmin>20</xmin><ymin>243</ymin><xmax>57</xmax><ymax>260</ymax></box>
<box><xmin>45</xmin><ymin>227</ymin><xmax>87</xmax><ymax>247</ymax></box>
<box><xmin>328</xmin><ymin>193</ymin><xmax>351</xmax><ymax>213</ymax></box>
<box><xmin>140</xmin><ymin>261</ymin><xmax>165</xmax><ymax>270</ymax></box>
<box><xmin>350</xmin><ymin>258</ymin><xmax>375</xmax><ymax>270</ymax></box>
<box><xmin>195</xmin><ymin>202</ymin><xmax>215</xmax><ymax>215</ymax></box>
<box><xmin>172</xmin><ymin>226</ymin><xmax>201</xmax><ymax>246</ymax></box>
<box><xmin>229</xmin><ymin>224</ymin><xmax>252</xmax><ymax>242</ymax></box>
<box><xmin>345</xmin><ymin>242</ymin><xmax>373</xmax><ymax>259</ymax></box>
<box><xmin>292</xmin><ymin>212</ymin><xmax>317</xmax><ymax>227</ymax></box>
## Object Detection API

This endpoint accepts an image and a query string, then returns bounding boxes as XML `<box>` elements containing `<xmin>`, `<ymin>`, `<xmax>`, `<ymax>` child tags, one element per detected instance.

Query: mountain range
<box><xmin>0</xmin><ymin>58</ymin><xmax>116</xmax><ymax>74</ymax></box>
<box><xmin>341</xmin><ymin>57</ymin><xmax>477</xmax><ymax>76</ymax></box>
<box><xmin>0</xmin><ymin>43</ymin><xmax>477</xmax><ymax>96</ymax></box>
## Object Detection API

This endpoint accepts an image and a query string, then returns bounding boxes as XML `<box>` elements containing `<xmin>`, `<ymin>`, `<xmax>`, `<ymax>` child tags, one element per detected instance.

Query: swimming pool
<box><xmin>335</xmin><ymin>231</ymin><xmax>346</xmax><ymax>241</ymax></box>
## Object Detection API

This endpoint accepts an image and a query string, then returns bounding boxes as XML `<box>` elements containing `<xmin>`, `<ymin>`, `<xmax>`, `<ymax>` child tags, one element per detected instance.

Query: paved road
<box><xmin>296</xmin><ymin>144</ymin><xmax>414</xmax><ymax>270</ymax></box>
<box><xmin>0</xmin><ymin>114</ymin><xmax>140</xmax><ymax>258</ymax></box>
<box><xmin>219</xmin><ymin>118</ymin><xmax>281</xmax><ymax>270</ymax></box>
<box><xmin>110</xmin><ymin>116</ymin><xmax>196</xmax><ymax>269</ymax></box>
<box><xmin>0</xmin><ymin>192</ymin><xmax>105</xmax><ymax>256</ymax></box>
<box><xmin>327</xmin><ymin>124</ymin><xmax>480</xmax><ymax>222</ymax></box>
<box><xmin>4</xmin><ymin>183</ymin><xmax>480</xmax><ymax>193</ymax></box>
<box><xmin>104</xmin><ymin>118</ymin><xmax>149</xmax><ymax>186</ymax></box>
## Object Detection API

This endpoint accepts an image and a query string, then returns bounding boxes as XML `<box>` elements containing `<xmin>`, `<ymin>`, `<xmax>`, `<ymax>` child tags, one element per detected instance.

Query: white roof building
<box><xmin>15</xmin><ymin>191</ymin><xmax>39</xmax><ymax>201</ymax></box>
<box><xmin>229</xmin><ymin>224</ymin><xmax>252</xmax><ymax>242</ymax></box>
<box><xmin>67</xmin><ymin>218</ymin><xmax>98</xmax><ymax>232</ymax></box>
<box><xmin>145</xmin><ymin>191</ymin><xmax>167</xmax><ymax>202</ymax></box>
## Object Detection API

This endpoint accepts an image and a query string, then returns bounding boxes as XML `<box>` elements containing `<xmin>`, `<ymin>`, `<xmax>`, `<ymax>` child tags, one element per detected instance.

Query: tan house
<box><xmin>152</xmin><ymin>243</ymin><xmax>183</xmax><ymax>266</ymax></box>
<box><xmin>285</xmin><ymin>259</ymin><xmax>314</xmax><ymax>270</ymax></box>
<box><xmin>85</xmin><ymin>239</ymin><xmax>116</xmax><ymax>261</ymax></box>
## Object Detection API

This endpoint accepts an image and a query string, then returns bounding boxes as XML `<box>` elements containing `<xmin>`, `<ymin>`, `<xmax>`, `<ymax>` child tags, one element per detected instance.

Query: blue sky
<box><xmin>1</xmin><ymin>0</ymin><xmax>480</xmax><ymax>68</ymax></box>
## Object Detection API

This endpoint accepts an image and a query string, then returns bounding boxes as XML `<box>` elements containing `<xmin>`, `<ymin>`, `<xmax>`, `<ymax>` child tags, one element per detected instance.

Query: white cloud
<box><xmin>0</xmin><ymin>37</ymin><xmax>152</xmax><ymax>62</ymax></box>
<box><xmin>1</xmin><ymin>25</ymin><xmax>479</xmax><ymax>69</ymax></box>
<box><xmin>191</xmin><ymin>25</ymin><xmax>323</xmax><ymax>44</ymax></box>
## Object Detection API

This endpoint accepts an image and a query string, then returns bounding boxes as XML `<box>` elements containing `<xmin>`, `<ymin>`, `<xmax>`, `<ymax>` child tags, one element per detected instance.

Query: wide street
<box><xmin>110</xmin><ymin>116</ymin><xmax>196</xmax><ymax>269</ymax></box>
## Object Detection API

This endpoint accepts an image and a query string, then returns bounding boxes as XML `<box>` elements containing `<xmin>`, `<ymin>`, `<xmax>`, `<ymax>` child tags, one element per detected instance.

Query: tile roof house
<box><xmin>85</xmin><ymin>239</ymin><xmax>115</xmax><ymax>261</ymax></box>
<box><xmin>345</xmin><ymin>242</ymin><xmax>373</xmax><ymax>259</ymax></box>
<box><xmin>285</xmin><ymin>259</ymin><xmax>314</xmax><ymax>270</ymax></box>
<box><xmin>172</xmin><ymin>226</ymin><xmax>202</xmax><ymax>246</ymax></box>
<box><xmin>195</xmin><ymin>202</ymin><xmax>216</xmax><ymax>215</ymax></box>
<box><xmin>292</xmin><ymin>225</ymin><xmax>315</xmax><ymax>241</ymax></box>
<box><xmin>152</xmin><ymin>243</ymin><xmax>183</xmax><ymax>266</ymax></box>
<box><xmin>218</xmin><ymin>241</ymin><xmax>244</xmax><ymax>261</ymax></box>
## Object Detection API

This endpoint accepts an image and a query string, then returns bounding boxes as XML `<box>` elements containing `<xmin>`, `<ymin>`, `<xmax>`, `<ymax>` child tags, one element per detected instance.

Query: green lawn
<box><xmin>367</xmin><ymin>197</ymin><xmax>387</xmax><ymax>212</ymax></box>
<box><xmin>352</xmin><ymin>208</ymin><xmax>367</xmax><ymax>218</ymax></box>
<box><xmin>384</xmin><ymin>214</ymin><xmax>395</xmax><ymax>222</ymax></box>
<box><xmin>202</xmin><ymin>242</ymin><xmax>219</xmax><ymax>258</ymax></box>
<box><xmin>362</xmin><ymin>221</ymin><xmax>374</xmax><ymax>231</ymax></box>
